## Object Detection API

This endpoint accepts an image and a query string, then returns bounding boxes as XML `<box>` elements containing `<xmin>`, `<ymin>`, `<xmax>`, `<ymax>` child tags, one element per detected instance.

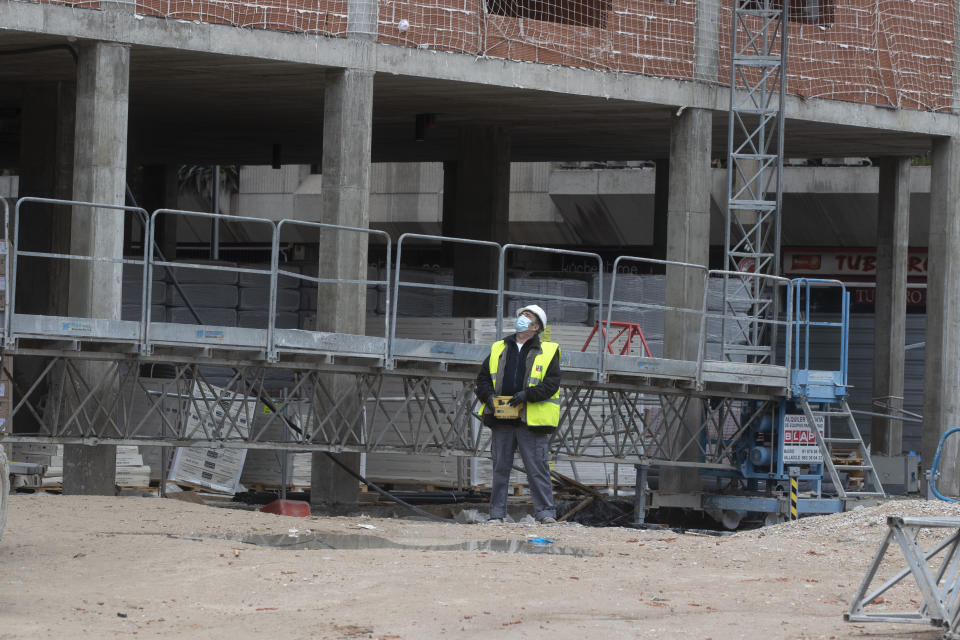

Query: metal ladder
<box><xmin>799</xmin><ymin>397</ymin><xmax>885</xmax><ymax>499</ymax></box>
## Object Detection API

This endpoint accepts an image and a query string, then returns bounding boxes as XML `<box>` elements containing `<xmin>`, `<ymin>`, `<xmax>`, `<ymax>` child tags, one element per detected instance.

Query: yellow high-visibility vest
<box><xmin>478</xmin><ymin>339</ymin><xmax>561</xmax><ymax>428</ymax></box>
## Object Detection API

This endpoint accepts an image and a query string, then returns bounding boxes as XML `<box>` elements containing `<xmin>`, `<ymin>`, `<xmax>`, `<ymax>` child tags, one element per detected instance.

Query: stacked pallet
<box><xmin>394</xmin><ymin>267</ymin><xmax>454</xmax><ymax>317</ymax></box>
<box><xmin>506</xmin><ymin>274</ymin><xmax>591</xmax><ymax>324</ymax></box>
<box><xmin>121</xmin><ymin>262</ymin><xmax>166</xmax><ymax>322</ymax></box>
<box><xmin>240</xmin><ymin>405</ymin><xmax>312</xmax><ymax>489</ymax></box>
<box><xmin>115</xmin><ymin>446</ymin><xmax>152</xmax><ymax>487</ymax></box>
<box><xmin>237</xmin><ymin>262</ymin><xmax>299</xmax><ymax>329</ymax></box>
<box><xmin>10</xmin><ymin>443</ymin><xmax>63</xmax><ymax>487</ymax></box>
<box><xmin>299</xmin><ymin>264</ymin><xmax>383</xmax><ymax>329</ymax></box>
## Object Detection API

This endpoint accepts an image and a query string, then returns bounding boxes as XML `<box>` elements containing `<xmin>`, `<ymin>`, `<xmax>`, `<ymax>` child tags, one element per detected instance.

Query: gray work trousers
<box><xmin>489</xmin><ymin>423</ymin><xmax>556</xmax><ymax>521</ymax></box>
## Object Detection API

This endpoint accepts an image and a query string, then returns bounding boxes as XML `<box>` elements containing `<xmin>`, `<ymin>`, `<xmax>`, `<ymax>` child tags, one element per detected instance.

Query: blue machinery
<box><xmin>0</xmin><ymin>198</ymin><xmax>883</xmax><ymax>525</ymax></box>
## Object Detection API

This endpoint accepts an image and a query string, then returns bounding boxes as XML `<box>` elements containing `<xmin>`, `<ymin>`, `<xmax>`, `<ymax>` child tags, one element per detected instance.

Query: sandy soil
<box><xmin>2</xmin><ymin>494</ymin><xmax>959</xmax><ymax>639</ymax></box>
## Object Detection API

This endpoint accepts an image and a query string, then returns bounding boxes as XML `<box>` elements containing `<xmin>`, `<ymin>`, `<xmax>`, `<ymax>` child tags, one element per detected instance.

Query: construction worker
<box><xmin>475</xmin><ymin>304</ymin><xmax>561</xmax><ymax>524</ymax></box>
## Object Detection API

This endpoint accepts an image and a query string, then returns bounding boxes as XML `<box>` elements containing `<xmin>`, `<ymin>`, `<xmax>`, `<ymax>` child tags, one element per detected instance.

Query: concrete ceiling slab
<box><xmin>0</xmin><ymin>29</ymin><xmax>940</xmax><ymax>168</ymax></box>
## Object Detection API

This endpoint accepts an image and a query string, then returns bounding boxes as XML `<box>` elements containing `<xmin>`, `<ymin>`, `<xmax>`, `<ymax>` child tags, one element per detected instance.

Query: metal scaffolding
<box><xmin>0</xmin><ymin>197</ymin><xmax>798</xmax><ymax>477</ymax></box>
<box><xmin>723</xmin><ymin>0</ymin><xmax>789</xmax><ymax>364</ymax></box>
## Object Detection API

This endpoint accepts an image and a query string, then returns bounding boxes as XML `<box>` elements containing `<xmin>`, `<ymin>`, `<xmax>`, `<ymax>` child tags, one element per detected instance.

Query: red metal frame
<box><xmin>582</xmin><ymin>320</ymin><xmax>652</xmax><ymax>357</ymax></box>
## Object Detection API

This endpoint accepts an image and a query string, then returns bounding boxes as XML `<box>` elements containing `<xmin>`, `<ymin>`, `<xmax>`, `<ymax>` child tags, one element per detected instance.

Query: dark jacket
<box><xmin>475</xmin><ymin>333</ymin><xmax>561</xmax><ymax>430</ymax></box>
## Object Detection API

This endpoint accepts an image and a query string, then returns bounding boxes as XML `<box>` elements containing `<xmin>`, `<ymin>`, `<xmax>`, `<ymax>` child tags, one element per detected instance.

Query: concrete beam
<box><xmin>2</xmin><ymin>0</ymin><xmax>957</xmax><ymax>138</ymax></box>
<box><xmin>871</xmin><ymin>157</ymin><xmax>910</xmax><ymax>456</ymax></box>
<box><xmin>922</xmin><ymin>136</ymin><xmax>960</xmax><ymax>494</ymax></box>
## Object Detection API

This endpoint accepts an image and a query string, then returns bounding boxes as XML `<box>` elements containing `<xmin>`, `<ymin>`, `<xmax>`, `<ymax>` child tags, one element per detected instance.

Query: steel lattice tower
<box><xmin>723</xmin><ymin>0</ymin><xmax>789</xmax><ymax>364</ymax></box>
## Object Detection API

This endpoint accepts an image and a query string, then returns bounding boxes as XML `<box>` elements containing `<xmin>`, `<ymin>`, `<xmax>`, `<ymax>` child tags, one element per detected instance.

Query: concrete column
<box><xmin>871</xmin><ymin>157</ymin><xmax>910</xmax><ymax>456</ymax></box>
<box><xmin>652</xmin><ymin>159</ymin><xmax>669</xmax><ymax>259</ymax></box>
<box><xmin>62</xmin><ymin>42</ymin><xmax>130</xmax><ymax>496</ymax></box>
<box><xmin>441</xmin><ymin>125</ymin><xmax>510</xmax><ymax>317</ymax></box>
<box><xmin>922</xmin><ymin>136</ymin><xmax>960</xmax><ymax>495</ymax></box>
<box><xmin>661</xmin><ymin>108</ymin><xmax>712</xmax><ymax>495</ymax></box>
<box><xmin>310</xmin><ymin>68</ymin><xmax>374</xmax><ymax>510</ymax></box>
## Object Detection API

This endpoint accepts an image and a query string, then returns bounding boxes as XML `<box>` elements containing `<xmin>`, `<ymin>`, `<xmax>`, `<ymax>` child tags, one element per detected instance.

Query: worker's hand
<box><xmin>507</xmin><ymin>391</ymin><xmax>528</xmax><ymax>407</ymax></box>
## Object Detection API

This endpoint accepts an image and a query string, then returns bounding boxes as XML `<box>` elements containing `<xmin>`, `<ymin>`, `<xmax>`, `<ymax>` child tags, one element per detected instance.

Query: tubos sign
<box><xmin>783</xmin><ymin>249</ymin><xmax>928</xmax><ymax>277</ymax></box>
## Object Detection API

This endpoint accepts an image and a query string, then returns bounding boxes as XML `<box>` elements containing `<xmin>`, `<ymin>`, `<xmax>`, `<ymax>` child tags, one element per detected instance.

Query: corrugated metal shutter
<box><xmin>796</xmin><ymin>312</ymin><xmax>925</xmax><ymax>454</ymax></box>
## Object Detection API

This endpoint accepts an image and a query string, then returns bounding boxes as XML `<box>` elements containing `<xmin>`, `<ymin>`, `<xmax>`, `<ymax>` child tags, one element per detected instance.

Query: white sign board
<box><xmin>168</xmin><ymin>382</ymin><xmax>255</xmax><ymax>494</ymax></box>
<box><xmin>782</xmin><ymin>413</ymin><xmax>826</xmax><ymax>464</ymax></box>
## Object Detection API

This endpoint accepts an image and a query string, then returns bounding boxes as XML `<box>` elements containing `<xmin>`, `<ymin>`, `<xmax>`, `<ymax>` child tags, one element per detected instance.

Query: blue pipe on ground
<box><xmin>929</xmin><ymin>427</ymin><xmax>960</xmax><ymax>503</ymax></box>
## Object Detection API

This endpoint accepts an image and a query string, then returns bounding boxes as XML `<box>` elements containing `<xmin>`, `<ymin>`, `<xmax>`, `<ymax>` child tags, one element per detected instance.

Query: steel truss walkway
<box><xmin>0</xmin><ymin>197</ymin><xmax>830</xmax><ymax>479</ymax></box>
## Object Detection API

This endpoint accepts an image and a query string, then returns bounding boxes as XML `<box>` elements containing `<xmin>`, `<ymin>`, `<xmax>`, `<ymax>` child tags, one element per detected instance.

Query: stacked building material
<box><xmin>299</xmin><ymin>263</ymin><xmax>383</xmax><ymax>328</ymax></box>
<box><xmin>114</xmin><ymin>445</ymin><xmax>151</xmax><ymax>487</ymax></box>
<box><xmin>394</xmin><ymin>267</ymin><xmax>453</xmax><ymax>317</ymax></box>
<box><xmin>165</xmin><ymin>260</ymin><xmax>239</xmax><ymax>326</ymax></box>
<box><xmin>121</xmin><ymin>262</ymin><xmax>166</xmax><ymax>322</ymax></box>
<box><xmin>237</xmin><ymin>262</ymin><xmax>300</xmax><ymax>329</ymax></box>
<box><xmin>240</xmin><ymin>406</ymin><xmax>312</xmax><ymax>489</ymax></box>
<box><xmin>507</xmin><ymin>274</ymin><xmax>590</xmax><ymax>324</ymax></box>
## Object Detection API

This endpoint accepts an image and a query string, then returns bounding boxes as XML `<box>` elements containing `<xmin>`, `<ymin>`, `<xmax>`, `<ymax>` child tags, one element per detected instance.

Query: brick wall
<box><xmin>39</xmin><ymin>0</ymin><xmax>956</xmax><ymax>112</ymax></box>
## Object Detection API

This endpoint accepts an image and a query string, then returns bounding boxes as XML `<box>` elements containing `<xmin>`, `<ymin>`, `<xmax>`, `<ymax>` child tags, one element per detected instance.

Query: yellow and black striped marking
<box><xmin>790</xmin><ymin>476</ymin><xmax>799</xmax><ymax>521</ymax></box>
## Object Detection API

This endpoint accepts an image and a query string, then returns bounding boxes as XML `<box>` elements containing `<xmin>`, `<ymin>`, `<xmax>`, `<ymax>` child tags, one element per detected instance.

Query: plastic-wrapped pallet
<box><xmin>166</xmin><ymin>307</ymin><xmax>238</xmax><ymax>326</ymax></box>
<box><xmin>240</xmin><ymin>406</ymin><xmax>312</xmax><ymax>488</ymax></box>
<box><xmin>237</xmin><ymin>310</ymin><xmax>299</xmax><ymax>329</ymax></box>
<box><xmin>238</xmin><ymin>287</ymin><xmax>300</xmax><ymax>312</ymax></box>
<box><xmin>591</xmin><ymin>271</ymin><xmax>644</xmax><ymax>304</ymax></box>
<box><xmin>300</xmin><ymin>264</ymin><xmax>384</xmax><ymax>316</ymax></box>
<box><xmin>706</xmin><ymin>276</ymin><xmax>753</xmax><ymax>313</ymax></box>
<box><xmin>122</xmin><ymin>304</ymin><xmax>165</xmax><ymax>322</ymax></box>
<box><xmin>166</xmin><ymin>260</ymin><xmax>238</xmax><ymax>285</ymax></box>
<box><xmin>115</xmin><ymin>445</ymin><xmax>151</xmax><ymax>488</ymax></box>
<box><xmin>588</xmin><ymin>272</ymin><xmax>647</xmax><ymax>326</ymax></box>
<box><xmin>507</xmin><ymin>275</ymin><xmax>589</xmax><ymax>324</ymax></box>
<box><xmin>166</xmin><ymin>283</ymin><xmax>238</xmax><ymax>309</ymax></box>
<box><xmin>395</xmin><ymin>267</ymin><xmax>453</xmax><ymax>317</ymax></box>
<box><xmin>238</xmin><ymin>263</ymin><xmax>301</xmax><ymax>288</ymax></box>
<box><xmin>122</xmin><ymin>261</ymin><xmax>166</xmax><ymax>307</ymax></box>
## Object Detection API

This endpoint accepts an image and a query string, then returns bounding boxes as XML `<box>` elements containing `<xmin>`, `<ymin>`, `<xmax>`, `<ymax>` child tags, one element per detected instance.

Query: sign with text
<box><xmin>782</xmin><ymin>413</ymin><xmax>826</xmax><ymax>464</ymax></box>
<box><xmin>783</xmin><ymin>249</ymin><xmax>928</xmax><ymax>278</ymax></box>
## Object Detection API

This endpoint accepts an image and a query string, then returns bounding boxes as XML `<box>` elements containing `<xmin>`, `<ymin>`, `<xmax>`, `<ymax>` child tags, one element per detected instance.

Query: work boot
<box><xmin>540</xmin><ymin>517</ymin><xmax>557</xmax><ymax>524</ymax></box>
<box><xmin>487</xmin><ymin>517</ymin><xmax>504</xmax><ymax>524</ymax></box>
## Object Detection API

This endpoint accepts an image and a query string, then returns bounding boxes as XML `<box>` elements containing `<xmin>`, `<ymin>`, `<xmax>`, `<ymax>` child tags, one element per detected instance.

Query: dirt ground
<box><xmin>2</xmin><ymin>494</ymin><xmax>959</xmax><ymax>639</ymax></box>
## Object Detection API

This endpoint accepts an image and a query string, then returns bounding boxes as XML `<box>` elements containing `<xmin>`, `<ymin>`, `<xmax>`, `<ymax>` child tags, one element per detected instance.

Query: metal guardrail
<box><xmin>607</xmin><ymin>255</ymin><xmax>708</xmax><ymax>378</ymax></box>
<box><xmin>391</xmin><ymin>233</ymin><xmax>501</xmax><ymax>365</ymax></box>
<box><xmin>789</xmin><ymin>277</ymin><xmax>850</xmax><ymax>391</ymax></box>
<box><xmin>275</xmin><ymin>218</ymin><xmax>392</xmax><ymax>362</ymax></box>
<box><xmin>0</xmin><ymin>198</ymin><xmax>9</xmax><ymax>344</ymax></box>
<box><xmin>6</xmin><ymin>198</ymin><xmax>795</xmax><ymax>391</ymax></box>
<box><xmin>146</xmin><ymin>209</ymin><xmax>278</xmax><ymax>355</ymax></box>
<box><xmin>10</xmin><ymin>197</ymin><xmax>149</xmax><ymax>342</ymax></box>
<box><xmin>501</xmin><ymin>243</ymin><xmax>606</xmax><ymax>373</ymax></box>
<box><xmin>700</xmin><ymin>270</ymin><xmax>794</xmax><ymax>387</ymax></box>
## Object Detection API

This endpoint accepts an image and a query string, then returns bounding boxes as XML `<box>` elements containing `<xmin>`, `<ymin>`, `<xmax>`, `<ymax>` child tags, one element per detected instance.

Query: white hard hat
<box><xmin>517</xmin><ymin>304</ymin><xmax>547</xmax><ymax>331</ymax></box>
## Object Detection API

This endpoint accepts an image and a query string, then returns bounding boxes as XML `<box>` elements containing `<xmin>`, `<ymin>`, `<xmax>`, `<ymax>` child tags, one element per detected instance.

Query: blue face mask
<box><xmin>514</xmin><ymin>315</ymin><xmax>532</xmax><ymax>332</ymax></box>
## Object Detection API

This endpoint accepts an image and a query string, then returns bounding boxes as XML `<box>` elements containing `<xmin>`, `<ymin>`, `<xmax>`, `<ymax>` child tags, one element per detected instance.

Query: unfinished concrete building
<box><xmin>0</xmin><ymin>0</ymin><xmax>958</xmax><ymax>522</ymax></box>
